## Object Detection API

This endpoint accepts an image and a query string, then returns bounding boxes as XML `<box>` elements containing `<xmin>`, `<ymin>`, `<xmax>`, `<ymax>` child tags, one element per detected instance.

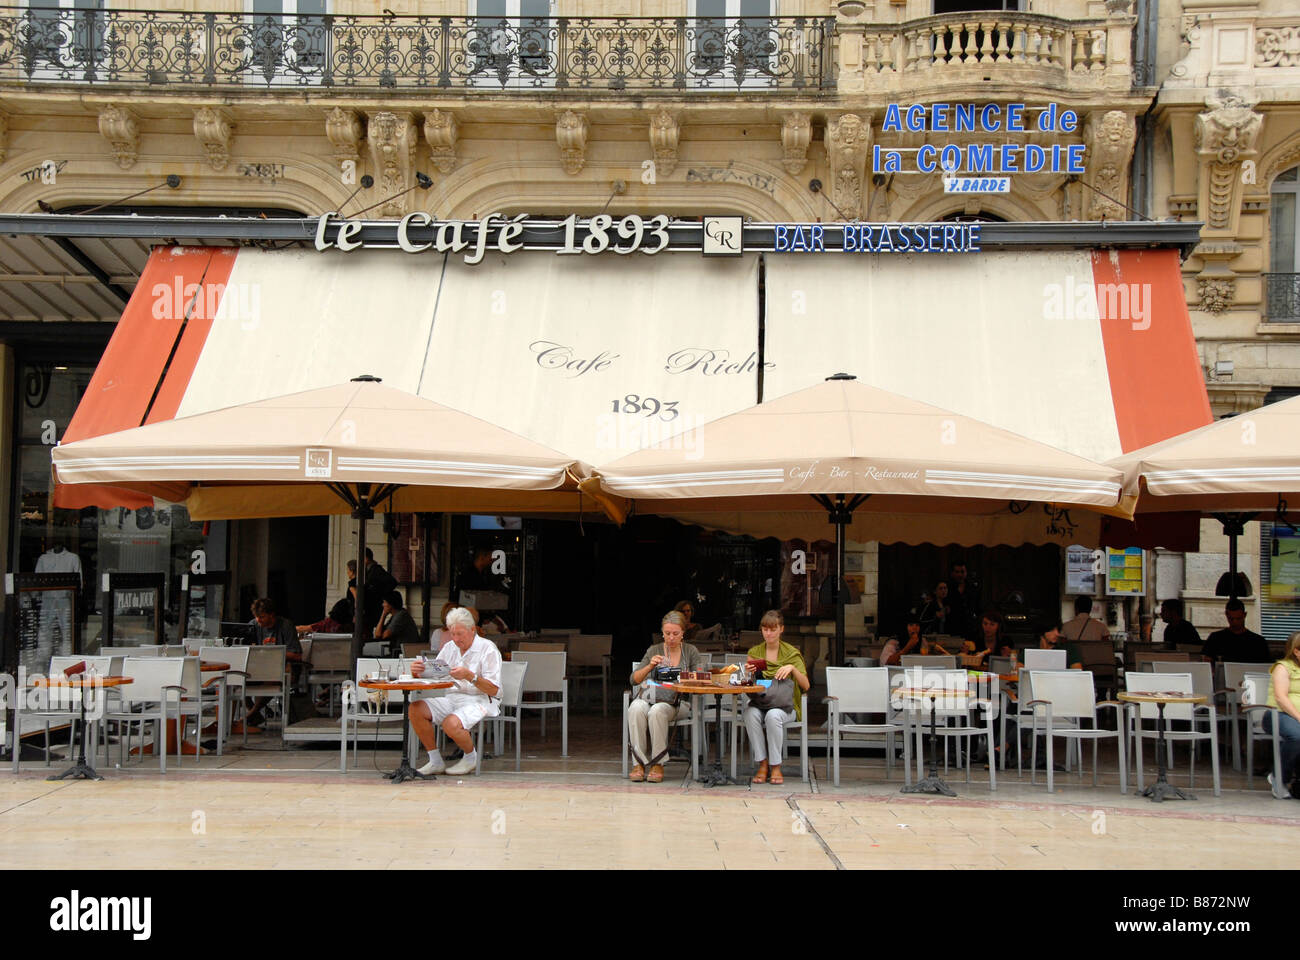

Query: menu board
<box><xmin>1105</xmin><ymin>547</ymin><xmax>1146</xmax><ymax>597</ymax></box>
<box><xmin>1269</xmin><ymin>528</ymin><xmax>1300</xmax><ymax>601</ymax></box>
<box><xmin>1065</xmin><ymin>545</ymin><xmax>1099</xmax><ymax>595</ymax></box>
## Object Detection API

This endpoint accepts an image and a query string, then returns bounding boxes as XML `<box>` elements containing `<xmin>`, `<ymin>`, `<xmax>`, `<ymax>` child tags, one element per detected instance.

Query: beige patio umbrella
<box><xmin>1109</xmin><ymin>393</ymin><xmax>1300</xmax><ymax>597</ymax></box>
<box><xmin>583</xmin><ymin>374</ymin><xmax>1127</xmax><ymax>663</ymax></box>
<box><xmin>53</xmin><ymin>376</ymin><xmax>625</xmax><ymax>658</ymax></box>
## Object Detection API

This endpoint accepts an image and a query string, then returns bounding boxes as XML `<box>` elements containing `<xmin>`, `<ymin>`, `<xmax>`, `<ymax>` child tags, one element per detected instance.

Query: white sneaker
<box><xmin>445</xmin><ymin>752</ymin><xmax>478</xmax><ymax>775</ymax></box>
<box><xmin>1266</xmin><ymin>772</ymin><xmax>1292</xmax><ymax>798</ymax></box>
<box><xmin>416</xmin><ymin>753</ymin><xmax>446</xmax><ymax>776</ymax></box>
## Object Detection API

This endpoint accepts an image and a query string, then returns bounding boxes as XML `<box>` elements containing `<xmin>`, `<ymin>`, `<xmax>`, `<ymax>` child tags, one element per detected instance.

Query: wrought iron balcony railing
<box><xmin>1264</xmin><ymin>273</ymin><xmax>1300</xmax><ymax>322</ymax></box>
<box><xmin>0</xmin><ymin>7</ymin><xmax>834</xmax><ymax>93</ymax></box>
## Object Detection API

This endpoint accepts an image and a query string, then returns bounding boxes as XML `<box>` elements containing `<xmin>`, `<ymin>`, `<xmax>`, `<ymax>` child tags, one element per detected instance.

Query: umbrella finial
<box><xmin>350</xmin><ymin>375</ymin><xmax>383</xmax><ymax>383</ymax></box>
<box><xmin>826</xmin><ymin>372</ymin><xmax>856</xmax><ymax>381</ymax></box>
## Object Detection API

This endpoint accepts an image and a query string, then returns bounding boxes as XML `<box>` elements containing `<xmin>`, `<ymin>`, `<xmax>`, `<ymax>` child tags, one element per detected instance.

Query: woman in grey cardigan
<box><xmin>627</xmin><ymin>611</ymin><xmax>708</xmax><ymax>783</ymax></box>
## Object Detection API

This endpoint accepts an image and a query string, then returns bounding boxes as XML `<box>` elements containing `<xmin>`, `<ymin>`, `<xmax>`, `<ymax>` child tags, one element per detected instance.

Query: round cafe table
<box><xmin>1117</xmin><ymin>691</ymin><xmax>1206</xmax><ymax>802</ymax></box>
<box><xmin>672</xmin><ymin>682</ymin><xmax>763</xmax><ymax>787</ymax></box>
<box><xmin>358</xmin><ymin>678</ymin><xmax>454</xmax><ymax>784</ymax></box>
<box><xmin>895</xmin><ymin>684</ymin><xmax>971</xmax><ymax>797</ymax></box>
<box><xmin>31</xmin><ymin>676</ymin><xmax>132</xmax><ymax>782</ymax></box>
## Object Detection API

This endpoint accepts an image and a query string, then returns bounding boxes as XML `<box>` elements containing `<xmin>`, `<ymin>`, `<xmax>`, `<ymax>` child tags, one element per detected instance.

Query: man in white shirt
<box><xmin>409</xmin><ymin>606</ymin><xmax>501</xmax><ymax>776</ymax></box>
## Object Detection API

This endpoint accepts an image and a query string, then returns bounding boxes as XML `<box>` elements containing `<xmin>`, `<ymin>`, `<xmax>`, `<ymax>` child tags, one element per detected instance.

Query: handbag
<box><xmin>749</xmin><ymin>676</ymin><xmax>795</xmax><ymax>713</ymax></box>
<box><xmin>638</xmin><ymin>665</ymin><xmax>681</xmax><ymax>707</ymax></box>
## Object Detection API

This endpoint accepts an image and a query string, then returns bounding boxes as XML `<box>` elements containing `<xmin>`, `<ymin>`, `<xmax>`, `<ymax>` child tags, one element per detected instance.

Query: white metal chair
<box><xmin>1027</xmin><ymin>670</ymin><xmax>1127</xmax><ymax>794</ymax></box>
<box><xmin>621</xmin><ymin>661</ymin><xmax>698</xmax><ymax>780</ymax></box>
<box><xmin>900</xmin><ymin>655</ymin><xmax>960</xmax><ymax>669</ymax></box>
<box><xmin>1125</xmin><ymin>671</ymin><xmax>1220</xmax><ymax>796</ymax></box>
<box><xmin>339</xmin><ymin>657</ymin><xmax>405</xmax><ymax>772</ymax></box>
<box><xmin>161</xmin><ymin>645</ymin><xmax>188</xmax><ymax>657</ymax></box>
<box><xmin>241</xmin><ymin>645</ymin><xmax>287</xmax><ymax>744</ymax></box>
<box><xmin>1022</xmin><ymin>648</ymin><xmax>1067</xmax><ymax>670</ymax></box>
<box><xmin>199</xmin><ymin>644</ymin><xmax>247</xmax><ymax>753</ymax></box>
<box><xmin>823</xmin><ymin>666</ymin><xmax>911</xmax><ymax>787</ymax></box>
<box><xmin>1153</xmin><ymin>660</ymin><xmax>1226</xmax><ymax>764</ymax></box>
<box><xmin>1002</xmin><ymin>667</ymin><xmax>1074</xmax><ymax>773</ymax></box>
<box><xmin>900</xmin><ymin>668</ymin><xmax>997</xmax><ymax>789</ymax></box>
<box><xmin>13</xmin><ymin>656</ymin><xmax>120</xmax><ymax>772</ymax></box>
<box><xmin>304</xmin><ymin>636</ymin><xmax>351</xmax><ymax>717</ymax></box>
<box><xmin>97</xmin><ymin>645</ymin><xmax>163</xmax><ymax>657</ymax></box>
<box><xmin>1242</xmin><ymin>673</ymin><xmax>1287</xmax><ymax>798</ymax></box>
<box><xmin>729</xmin><ymin>680</ymin><xmax>811</xmax><ymax>784</ymax></box>
<box><xmin>513</xmin><ymin>651</ymin><xmax>568</xmax><ymax>756</ymax></box>
<box><xmin>567</xmin><ymin>634</ymin><xmax>612</xmax><ymax>716</ymax></box>
<box><xmin>1219</xmin><ymin>661</ymin><xmax>1260</xmax><ymax>770</ymax></box>
<box><xmin>487</xmin><ymin>660</ymin><xmax>528</xmax><ymax>771</ymax></box>
<box><xmin>105</xmin><ymin>657</ymin><xmax>186</xmax><ymax>773</ymax></box>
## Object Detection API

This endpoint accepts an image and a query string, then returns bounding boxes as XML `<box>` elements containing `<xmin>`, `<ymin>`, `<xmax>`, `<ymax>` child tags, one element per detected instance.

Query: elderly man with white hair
<box><xmin>409</xmin><ymin>606</ymin><xmax>502</xmax><ymax>776</ymax></box>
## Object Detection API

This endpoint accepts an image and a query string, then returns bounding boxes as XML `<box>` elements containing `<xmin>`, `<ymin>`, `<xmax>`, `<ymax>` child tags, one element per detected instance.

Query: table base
<box><xmin>47</xmin><ymin>758</ymin><xmax>103</xmax><ymax>782</ymax></box>
<box><xmin>700</xmin><ymin>763</ymin><xmax>744</xmax><ymax>788</ymax></box>
<box><xmin>385</xmin><ymin>758</ymin><xmax>435</xmax><ymax>785</ymax></box>
<box><xmin>901</xmin><ymin>775</ymin><xmax>957</xmax><ymax>797</ymax></box>
<box><xmin>1138</xmin><ymin>779</ymin><xmax>1196</xmax><ymax>802</ymax></box>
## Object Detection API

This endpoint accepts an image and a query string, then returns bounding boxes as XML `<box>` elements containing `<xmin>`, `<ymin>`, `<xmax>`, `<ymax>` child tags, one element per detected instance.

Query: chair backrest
<box><xmin>118</xmin><ymin>656</ymin><xmax>186</xmax><ymax>705</ymax></box>
<box><xmin>401</xmin><ymin>642</ymin><xmax>425</xmax><ymax>659</ymax></box>
<box><xmin>201</xmin><ymin>645</ymin><xmax>250</xmax><ymax>685</ymax></box>
<box><xmin>98</xmin><ymin>645</ymin><xmax>164</xmax><ymax>657</ymax></box>
<box><xmin>161</xmin><ymin>645</ymin><xmax>188</xmax><ymax>657</ymax></box>
<box><xmin>1075</xmin><ymin>640</ymin><xmax>1115</xmax><ymax>668</ymax></box>
<box><xmin>1241</xmin><ymin>673</ymin><xmax>1274</xmax><ymax>730</ymax></box>
<box><xmin>1221</xmin><ymin>661</ymin><xmax>1259</xmax><ymax>694</ymax></box>
<box><xmin>50</xmin><ymin>655</ymin><xmax>124</xmax><ymax>677</ymax></box>
<box><xmin>517</xmin><ymin>641</ymin><xmax>565</xmax><ymax>653</ymax></box>
<box><xmin>498</xmin><ymin>660</ymin><xmax>529</xmax><ymax>709</ymax></box>
<box><xmin>308</xmin><ymin>637</ymin><xmax>351</xmax><ymax>672</ymax></box>
<box><xmin>1125</xmin><ymin>671</ymin><xmax>1195</xmax><ymax>722</ymax></box>
<box><xmin>1029</xmin><ymin>670</ymin><xmax>1098</xmax><ymax>721</ymax></box>
<box><xmin>723</xmin><ymin>653</ymin><xmax>749</xmax><ymax>668</ymax></box>
<box><xmin>825</xmin><ymin>666</ymin><xmax>894</xmax><ymax>715</ymax></box>
<box><xmin>513</xmin><ymin>651</ymin><xmax>566</xmax><ymax>693</ymax></box>
<box><xmin>178</xmin><ymin>656</ymin><xmax>202</xmax><ymax>697</ymax></box>
<box><xmin>1023</xmin><ymin>648</ymin><xmax>1067</xmax><ymax>670</ymax></box>
<box><xmin>898</xmin><ymin>667</ymin><xmax>971</xmax><ymax>716</ymax></box>
<box><xmin>988</xmin><ymin>655</ymin><xmax>1014</xmax><ymax>676</ymax></box>
<box><xmin>567</xmin><ymin>634</ymin><xmax>611</xmax><ymax>668</ymax></box>
<box><xmin>246</xmin><ymin>645</ymin><xmax>287</xmax><ymax>683</ymax></box>
<box><xmin>1133</xmin><ymin>649</ymin><xmax>1190</xmax><ymax>670</ymax></box>
<box><xmin>538</xmin><ymin>628</ymin><xmax>576</xmax><ymax>637</ymax></box>
<box><xmin>1153</xmin><ymin>660</ymin><xmax>1214</xmax><ymax>701</ymax></box>
<box><xmin>183</xmin><ymin>637</ymin><xmax>223</xmax><ymax>654</ymax></box>
<box><xmin>900</xmin><ymin>655</ymin><xmax>959</xmax><ymax>669</ymax></box>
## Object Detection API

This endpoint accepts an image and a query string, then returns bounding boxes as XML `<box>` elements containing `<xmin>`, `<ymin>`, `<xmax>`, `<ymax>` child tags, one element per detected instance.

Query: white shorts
<box><xmin>416</xmin><ymin>692</ymin><xmax>497</xmax><ymax>731</ymax></box>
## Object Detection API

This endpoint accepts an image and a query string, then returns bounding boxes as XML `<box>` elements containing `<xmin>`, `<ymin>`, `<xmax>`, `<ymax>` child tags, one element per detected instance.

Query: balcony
<box><xmin>1264</xmin><ymin>273</ymin><xmax>1300</xmax><ymax>323</ymax></box>
<box><xmin>0</xmin><ymin>7</ymin><xmax>834</xmax><ymax>94</ymax></box>
<box><xmin>837</xmin><ymin>12</ymin><xmax>1133</xmax><ymax>96</ymax></box>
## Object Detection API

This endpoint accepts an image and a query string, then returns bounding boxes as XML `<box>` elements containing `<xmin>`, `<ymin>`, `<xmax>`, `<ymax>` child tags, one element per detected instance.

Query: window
<box><xmin>1267</xmin><ymin>166</ymin><xmax>1299</xmax><ymax>321</ymax></box>
<box><xmin>692</xmin><ymin>0</ymin><xmax>777</xmax><ymax>87</ymax></box>
<box><xmin>469</xmin><ymin>0</ymin><xmax>553</xmax><ymax>88</ymax></box>
<box><xmin>19</xmin><ymin>0</ymin><xmax>105</xmax><ymax>81</ymax></box>
<box><xmin>932</xmin><ymin>0</ymin><xmax>1022</xmax><ymax>13</ymax></box>
<box><xmin>245</xmin><ymin>0</ymin><xmax>330</xmax><ymax>86</ymax></box>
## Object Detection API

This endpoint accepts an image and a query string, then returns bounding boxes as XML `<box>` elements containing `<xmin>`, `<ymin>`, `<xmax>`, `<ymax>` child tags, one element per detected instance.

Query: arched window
<box><xmin>1268</xmin><ymin>166</ymin><xmax>1299</xmax><ymax>321</ymax></box>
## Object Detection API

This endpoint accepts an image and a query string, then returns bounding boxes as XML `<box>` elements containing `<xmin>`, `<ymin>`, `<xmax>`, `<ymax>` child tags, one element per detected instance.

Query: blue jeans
<box><xmin>1262</xmin><ymin>710</ymin><xmax>1300</xmax><ymax>784</ymax></box>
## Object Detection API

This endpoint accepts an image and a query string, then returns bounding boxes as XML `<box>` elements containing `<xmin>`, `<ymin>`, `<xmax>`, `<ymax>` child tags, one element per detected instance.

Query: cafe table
<box><xmin>31</xmin><ymin>675</ymin><xmax>132</xmax><ymax>782</ymax></box>
<box><xmin>358</xmin><ymin>678</ymin><xmax>454</xmax><ymax>783</ymax></box>
<box><xmin>1117</xmin><ymin>690</ymin><xmax>1207</xmax><ymax>802</ymax></box>
<box><xmin>671</xmin><ymin>681</ymin><xmax>763</xmax><ymax>787</ymax></box>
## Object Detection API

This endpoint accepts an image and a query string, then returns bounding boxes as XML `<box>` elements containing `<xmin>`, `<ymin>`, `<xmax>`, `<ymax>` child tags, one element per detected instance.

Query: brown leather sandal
<box><xmin>751</xmin><ymin>760</ymin><xmax>769</xmax><ymax>784</ymax></box>
<box><xmin>768</xmin><ymin>765</ymin><xmax>785</xmax><ymax>785</ymax></box>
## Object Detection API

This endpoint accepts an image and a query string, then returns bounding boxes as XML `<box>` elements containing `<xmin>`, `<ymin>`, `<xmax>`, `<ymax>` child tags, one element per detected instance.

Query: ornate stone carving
<box><xmin>1263</xmin><ymin>137</ymin><xmax>1300</xmax><ymax>188</ymax></box>
<box><xmin>366</xmin><ymin>111</ymin><xmax>418</xmax><ymax>216</ymax></box>
<box><xmin>1082</xmin><ymin>110</ymin><xmax>1135</xmax><ymax>221</ymax></box>
<box><xmin>781</xmin><ymin>112</ymin><xmax>811</xmax><ymax>176</ymax></box>
<box><xmin>193</xmin><ymin>108</ymin><xmax>234</xmax><ymax>172</ymax></box>
<box><xmin>1167</xmin><ymin>16</ymin><xmax>1202</xmax><ymax>85</ymax></box>
<box><xmin>99</xmin><ymin>105</ymin><xmax>140</xmax><ymax>169</ymax></box>
<box><xmin>325</xmin><ymin>107</ymin><xmax>362</xmax><ymax>165</ymax></box>
<box><xmin>423</xmin><ymin>109</ymin><xmax>459</xmax><ymax>175</ymax></box>
<box><xmin>1194</xmin><ymin>93</ymin><xmax>1263</xmax><ymax>233</ymax></box>
<box><xmin>556</xmin><ymin>111</ymin><xmax>589</xmax><ymax>176</ymax></box>
<box><xmin>826</xmin><ymin>113</ymin><xmax>870</xmax><ymax>219</ymax></box>
<box><xmin>648</xmin><ymin>109</ymin><xmax>679</xmax><ymax>177</ymax></box>
<box><xmin>1104</xmin><ymin>0</ymin><xmax>1131</xmax><ymax>15</ymax></box>
<box><xmin>1197</xmin><ymin>277</ymin><xmax>1235</xmax><ymax>315</ymax></box>
<box><xmin>1257</xmin><ymin>28</ymin><xmax>1300</xmax><ymax>68</ymax></box>
<box><xmin>0</xmin><ymin>112</ymin><xmax>8</xmax><ymax>164</ymax></box>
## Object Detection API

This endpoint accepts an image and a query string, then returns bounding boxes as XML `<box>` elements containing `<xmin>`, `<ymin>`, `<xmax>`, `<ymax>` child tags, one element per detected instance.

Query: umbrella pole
<box><xmin>813</xmin><ymin>494</ymin><xmax>869</xmax><ymax>668</ymax></box>
<box><xmin>353</xmin><ymin>485</ymin><xmax>374</xmax><ymax>664</ymax></box>
<box><xmin>1214</xmin><ymin>513</ymin><xmax>1255</xmax><ymax>602</ymax></box>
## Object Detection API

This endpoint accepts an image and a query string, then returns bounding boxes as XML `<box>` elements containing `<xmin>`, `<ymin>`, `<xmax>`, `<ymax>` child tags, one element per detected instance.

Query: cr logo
<box><xmin>704</xmin><ymin>218</ymin><xmax>739</xmax><ymax>251</ymax></box>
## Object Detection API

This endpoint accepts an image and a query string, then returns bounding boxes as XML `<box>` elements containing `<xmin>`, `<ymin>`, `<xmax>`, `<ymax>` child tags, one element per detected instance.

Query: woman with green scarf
<box><xmin>745</xmin><ymin>609</ymin><xmax>810</xmax><ymax>785</ymax></box>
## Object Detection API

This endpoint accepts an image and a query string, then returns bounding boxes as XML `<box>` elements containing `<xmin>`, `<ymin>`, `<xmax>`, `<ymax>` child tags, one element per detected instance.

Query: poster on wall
<box><xmin>1105</xmin><ymin>547</ymin><xmax>1146</xmax><ymax>597</ymax></box>
<box><xmin>1065</xmin><ymin>545</ymin><xmax>1099</xmax><ymax>595</ymax></box>
<box><xmin>1269</xmin><ymin>528</ymin><xmax>1300</xmax><ymax>600</ymax></box>
<box><xmin>390</xmin><ymin>514</ymin><xmax>440</xmax><ymax>586</ymax></box>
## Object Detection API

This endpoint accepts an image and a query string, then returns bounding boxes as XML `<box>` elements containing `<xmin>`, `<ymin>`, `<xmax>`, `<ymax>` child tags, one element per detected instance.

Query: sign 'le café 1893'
<box><xmin>313</xmin><ymin>102</ymin><xmax>1085</xmax><ymax>260</ymax></box>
